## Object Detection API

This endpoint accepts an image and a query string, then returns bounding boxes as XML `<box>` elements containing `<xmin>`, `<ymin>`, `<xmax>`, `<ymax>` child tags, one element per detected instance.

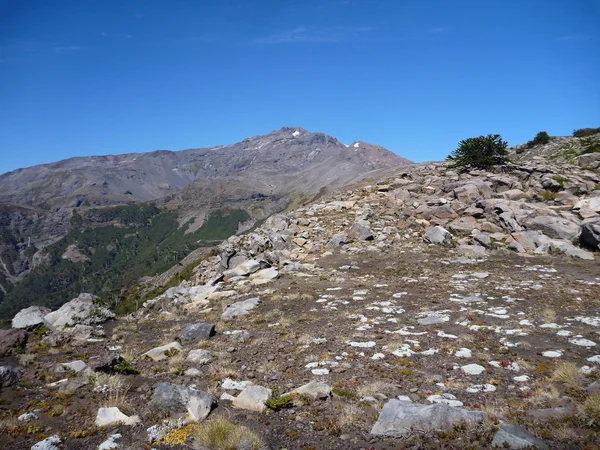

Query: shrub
<box><xmin>447</xmin><ymin>134</ymin><xmax>509</xmax><ymax>171</ymax></box>
<box><xmin>196</xmin><ymin>417</ymin><xmax>264</xmax><ymax>450</ymax></box>
<box><xmin>265</xmin><ymin>395</ymin><xmax>294</xmax><ymax>411</ymax></box>
<box><xmin>527</xmin><ymin>131</ymin><xmax>551</xmax><ymax>148</ymax></box>
<box><xmin>573</xmin><ymin>127</ymin><xmax>600</xmax><ymax>138</ymax></box>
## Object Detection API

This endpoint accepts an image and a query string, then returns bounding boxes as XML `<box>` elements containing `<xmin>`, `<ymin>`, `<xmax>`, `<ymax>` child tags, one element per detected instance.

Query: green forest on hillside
<box><xmin>0</xmin><ymin>205</ymin><xmax>249</xmax><ymax>324</ymax></box>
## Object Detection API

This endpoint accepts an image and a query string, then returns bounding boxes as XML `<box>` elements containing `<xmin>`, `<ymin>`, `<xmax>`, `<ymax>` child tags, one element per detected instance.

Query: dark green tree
<box><xmin>527</xmin><ymin>131</ymin><xmax>551</xmax><ymax>148</ymax></box>
<box><xmin>447</xmin><ymin>134</ymin><xmax>509</xmax><ymax>171</ymax></box>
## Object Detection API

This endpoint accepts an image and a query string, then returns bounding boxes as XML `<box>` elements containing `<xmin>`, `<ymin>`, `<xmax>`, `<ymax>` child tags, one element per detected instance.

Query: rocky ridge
<box><xmin>1</xmin><ymin>134</ymin><xmax>600</xmax><ymax>449</ymax></box>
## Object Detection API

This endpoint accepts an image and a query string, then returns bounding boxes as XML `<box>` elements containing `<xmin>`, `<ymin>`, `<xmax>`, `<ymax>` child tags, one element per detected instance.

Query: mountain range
<box><xmin>0</xmin><ymin>127</ymin><xmax>410</xmax><ymax>322</ymax></box>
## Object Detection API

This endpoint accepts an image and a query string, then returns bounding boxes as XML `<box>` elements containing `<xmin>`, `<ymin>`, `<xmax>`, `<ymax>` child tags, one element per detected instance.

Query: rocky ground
<box><xmin>1</xmin><ymin>135</ymin><xmax>600</xmax><ymax>449</ymax></box>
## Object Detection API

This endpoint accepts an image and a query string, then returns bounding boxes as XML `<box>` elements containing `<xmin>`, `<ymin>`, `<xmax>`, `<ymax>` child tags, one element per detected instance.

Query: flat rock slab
<box><xmin>284</xmin><ymin>381</ymin><xmax>332</xmax><ymax>399</ymax></box>
<box><xmin>492</xmin><ymin>422</ymin><xmax>549</xmax><ymax>449</ymax></box>
<box><xmin>232</xmin><ymin>385</ymin><xmax>272</xmax><ymax>412</ymax></box>
<box><xmin>249</xmin><ymin>267</ymin><xmax>279</xmax><ymax>285</ymax></box>
<box><xmin>149</xmin><ymin>382</ymin><xmax>214</xmax><ymax>421</ymax></box>
<box><xmin>143</xmin><ymin>341</ymin><xmax>183</xmax><ymax>362</ymax></box>
<box><xmin>221</xmin><ymin>298</ymin><xmax>261</xmax><ymax>320</ymax></box>
<box><xmin>43</xmin><ymin>293</ymin><xmax>114</xmax><ymax>330</ymax></box>
<box><xmin>177</xmin><ymin>322</ymin><xmax>215</xmax><ymax>344</ymax></box>
<box><xmin>12</xmin><ymin>305</ymin><xmax>51</xmax><ymax>329</ymax></box>
<box><xmin>371</xmin><ymin>400</ymin><xmax>484</xmax><ymax>437</ymax></box>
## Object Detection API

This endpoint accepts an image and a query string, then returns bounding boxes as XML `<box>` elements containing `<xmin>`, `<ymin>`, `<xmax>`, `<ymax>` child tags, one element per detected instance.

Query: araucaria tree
<box><xmin>447</xmin><ymin>134</ymin><xmax>509</xmax><ymax>171</ymax></box>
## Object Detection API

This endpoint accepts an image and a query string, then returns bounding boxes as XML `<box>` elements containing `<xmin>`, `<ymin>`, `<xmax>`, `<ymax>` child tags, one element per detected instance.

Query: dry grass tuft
<box><xmin>196</xmin><ymin>416</ymin><xmax>265</xmax><ymax>450</ymax></box>
<box><xmin>551</xmin><ymin>362</ymin><xmax>586</xmax><ymax>396</ymax></box>
<box><xmin>357</xmin><ymin>381</ymin><xmax>396</xmax><ymax>398</ymax></box>
<box><xmin>578</xmin><ymin>393</ymin><xmax>600</xmax><ymax>428</ymax></box>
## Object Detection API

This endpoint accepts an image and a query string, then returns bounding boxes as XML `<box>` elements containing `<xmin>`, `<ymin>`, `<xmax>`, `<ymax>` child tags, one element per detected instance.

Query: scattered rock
<box><xmin>284</xmin><ymin>381</ymin><xmax>332</xmax><ymax>399</ymax></box>
<box><xmin>43</xmin><ymin>293</ymin><xmax>114</xmax><ymax>330</ymax></box>
<box><xmin>177</xmin><ymin>322</ymin><xmax>215</xmax><ymax>344</ymax></box>
<box><xmin>95</xmin><ymin>407</ymin><xmax>140</xmax><ymax>427</ymax></box>
<box><xmin>349</xmin><ymin>220</ymin><xmax>374</xmax><ymax>241</ymax></box>
<box><xmin>423</xmin><ymin>226</ymin><xmax>453</xmax><ymax>245</ymax></box>
<box><xmin>0</xmin><ymin>365</ymin><xmax>21</xmax><ymax>387</ymax></box>
<box><xmin>149</xmin><ymin>382</ymin><xmax>215</xmax><ymax>421</ymax></box>
<box><xmin>31</xmin><ymin>434</ymin><xmax>61</xmax><ymax>450</ymax></box>
<box><xmin>221</xmin><ymin>298</ymin><xmax>261</xmax><ymax>320</ymax></box>
<box><xmin>0</xmin><ymin>328</ymin><xmax>27</xmax><ymax>356</ymax></box>
<box><xmin>187</xmin><ymin>349</ymin><xmax>213</xmax><ymax>365</ymax></box>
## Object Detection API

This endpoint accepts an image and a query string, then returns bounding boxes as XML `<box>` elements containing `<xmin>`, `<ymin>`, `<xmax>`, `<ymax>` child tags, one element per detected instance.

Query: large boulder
<box><xmin>581</xmin><ymin>217</ymin><xmax>600</xmax><ymax>251</ymax></box>
<box><xmin>232</xmin><ymin>385</ymin><xmax>272</xmax><ymax>412</ymax></box>
<box><xmin>0</xmin><ymin>365</ymin><xmax>21</xmax><ymax>387</ymax></box>
<box><xmin>348</xmin><ymin>220</ymin><xmax>374</xmax><ymax>241</ymax></box>
<box><xmin>221</xmin><ymin>298</ymin><xmax>261</xmax><ymax>320</ymax></box>
<box><xmin>249</xmin><ymin>267</ymin><xmax>279</xmax><ymax>285</ymax></box>
<box><xmin>177</xmin><ymin>323</ymin><xmax>215</xmax><ymax>345</ymax></box>
<box><xmin>371</xmin><ymin>400</ymin><xmax>484</xmax><ymax>437</ymax></box>
<box><xmin>326</xmin><ymin>233</ymin><xmax>350</xmax><ymax>248</ymax></box>
<box><xmin>149</xmin><ymin>382</ymin><xmax>215</xmax><ymax>421</ymax></box>
<box><xmin>523</xmin><ymin>215</ymin><xmax>580</xmax><ymax>240</ymax></box>
<box><xmin>0</xmin><ymin>329</ymin><xmax>27</xmax><ymax>357</ymax></box>
<box><xmin>43</xmin><ymin>293</ymin><xmax>114</xmax><ymax>330</ymax></box>
<box><xmin>453</xmin><ymin>184</ymin><xmax>481</xmax><ymax>204</ymax></box>
<box><xmin>143</xmin><ymin>342</ymin><xmax>183</xmax><ymax>362</ymax></box>
<box><xmin>575</xmin><ymin>153</ymin><xmax>600</xmax><ymax>170</ymax></box>
<box><xmin>423</xmin><ymin>226</ymin><xmax>453</xmax><ymax>245</ymax></box>
<box><xmin>284</xmin><ymin>381</ymin><xmax>332</xmax><ymax>399</ymax></box>
<box><xmin>12</xmin><ymin>306</ymin><xmax>51</xmax><ymax>329</ymax></box>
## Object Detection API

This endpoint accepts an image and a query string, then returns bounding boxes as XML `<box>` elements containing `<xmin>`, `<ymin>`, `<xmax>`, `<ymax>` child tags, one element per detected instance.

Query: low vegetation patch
<box><xmin>196</xmin><ymin>416</ymin><xmax>264</xmax><ymax>450</ymax></box>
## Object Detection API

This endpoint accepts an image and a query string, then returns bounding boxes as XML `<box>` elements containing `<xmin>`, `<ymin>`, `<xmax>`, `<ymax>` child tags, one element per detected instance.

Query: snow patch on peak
<box><xmin>353</xmin><ymin>142</ymin><xmax>360</xmax><ymax>148</ymax></box>
<box><xmin>292</xmin><ymin>130</ymin><xmax>301</xmax><ymax>137</ymax></box>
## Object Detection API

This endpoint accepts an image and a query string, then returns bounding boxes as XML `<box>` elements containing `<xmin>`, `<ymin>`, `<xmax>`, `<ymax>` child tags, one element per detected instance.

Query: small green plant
<box><xmin>541</xmin><ymin>191</ymin><xmax>557</xmax><ymax>201</ymax></box>
<box><xmin>164</xmin><ymin>348</ymin><xmax>180</xmax><ymax>358</ymax></box>
<box><xmin>552</xmin><ymin>175</ymin><xmax>570</xmax><ymax>188</ymax></box>
<box><xmin>112</xmin><ymin>358</ymin><xmax>140</xmax><ymax>375</ymax></box>
<box><xmin>527</xmin><ymin>131</ymin><xmax>551</xmax><ymax>148</ymax></box>
<box><xmin>265</xmin><ymin>394</ymin><xmax>294</xmax><ymax>411</ymax></box>
<box><xmin>332</xmin><ymin>387</ymin><xmax>356</xmax><ymax>399</ymax></box>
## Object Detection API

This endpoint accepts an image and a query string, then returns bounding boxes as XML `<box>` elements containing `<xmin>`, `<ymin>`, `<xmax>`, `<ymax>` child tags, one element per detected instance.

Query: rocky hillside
<box><xmin>0</xmin><ymin>128</ymin><xmax>409</xmax><ymax>322</ymax></box>
<box><xmin>0</xmin><ymin>132</ymin><xmax>599</xmax><ymax>449</ymax></box>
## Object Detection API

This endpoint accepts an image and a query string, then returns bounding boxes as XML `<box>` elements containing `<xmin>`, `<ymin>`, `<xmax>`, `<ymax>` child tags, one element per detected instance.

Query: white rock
<box><xmin>542</xmin><ymin>350</ymin><xmax>563</xmax><ymax>358</ymax></box>
<box><xmin>466</xmin><ymin>384</ymin><xmax>496</xmax><ymax>393</ymax></box>
<box><xmin>95</xmin><ymin>407</ymin><xmax>139</xmax><ymax>427</ymax></box>
<box><xmin>569</xmin><ymin>338</ymin><xmax>596</xmax><ymax>347</ymax></box>
<box><xmin>222</xmin><ymin>378</ymin><xmax>253</xmax><ymax>390</ymax></box>
<box><xmin>31</xmin><ymin>435</ymin><xmax>61</xmax><ymax>450</ymax></box>
<box><xmin>454</xmin><ymin>348</ymin><xmax>472</xmax><ymax>358</ymax></box>
<box><xmin>461</xmin><ymin>364</ymin><xmax>486</xmax><ymax>375</ymax></box>
<box><xmin>98</xmin><ymin>433</ymin><xmax>122</xmax><ymax>450</ymax></box>
<box><xmin>232</xmin><ymin>385</ymin><xmax>272</xmax><ymax>412</ymax></box>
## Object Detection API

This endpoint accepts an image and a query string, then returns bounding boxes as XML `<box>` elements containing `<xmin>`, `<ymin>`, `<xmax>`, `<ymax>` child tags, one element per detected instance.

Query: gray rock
<box><xmin>149</xmin><ymin>382</ymin><xmax>215</xmax><ymax>421</ymax></box>
<box><xmin>232</xmin><ymin>385</ymin><xmax>272</xmax><ymax>412</ymax></box>
<box><xmin>177</xmin><ymin>322</ymin><xmax>215</xmax><ymax>344</ymax></box>
<box><xmin>581</xmin><ymin>217</ymin><xmax>600</xmax><ymax>250</ymax></box>
<box><xmin>472</xmin><ymin>230</ymin><xmax>491</xmax><ymax>248</ymax></box>
<box><xmin>43</xmin><ymin>324</ymin><xmax>94</xmax><ymax>347</ymax></box>
<box><xmin>524</xmin><ymin>215</ymin><xmax>580</xmax><ymax>240</ymax></box>
<box><xmin>221</xmin><ymin>298</ymin><xmax>261</xmax><ymax>320</ymax></box>
<box><xmin>60</xmin><ymin>360</ymin><xmax>88</xmax><ymax>373</ymax></box>
<box><xmin>0</xmin><ymin>365</ymin><xmax>21</xmax><ymax>387</ymax></box>
<box><xmin>348</xmin><ymin>220</ymin><xmax>374</xmax><ymax>241</ymax></box>
<box><xmin>371</xmin><ymin>400</ymin><xmax>484</xmax><ymax>437</ymax></box>
<box><xmin>43</xmin><ymin>293</ymin><xmax>114</xmax><ymax>330</ymax></box>
<box><xmin>588</xmin><ymin>380</ymin><xmax>600</xmax><ymax>393</ymax></box>
<box><xmin>453</xmin><ymin>184</ymin><xmax>481</xmax><ymax>203</ymax></box>
<box><xmin>423</xmin><ymin>226</ymin><xmax>453</xmax><ymax>245</ymax></box>
<box><xmin>12</xmin><ymin>306</ymin><xmax>51</xmax><ymax>329</ymax></box>
<box><xmin>464</xmin><ymin>206</ymin><xmax>484</xmax><ymax>218</ymax></box>
<box><xmin>228</xmin><ymin>330</ymin><xmax>252</xmax><ymax>342</ymax></box>
<box><xmin>575</xmin><ymin>152</ymin><xmax>600</xmax><ymax>170</ymax></box>
<box><xmin>326</xmin><ymin>233</ymin><xmax>351</xmax><ymax>247</ymax></box>
<box><xmin>491</xmin><ymin>422</ymin><xmax>549</xmax><ymax>449</ymax></box>
<box><xmin>187</xmin><ymin>349</ymin><xmax>213</xmax><ymax>365</ymax></box>
<box><xmin>284</xmin><ymin>381</ymin><xmax>332</xmax><ymax>399</ymax></box>
<box><xmin>0</xmin><ymin>328</ymin><xmax>27</xmax><ymax>356</ymax></box>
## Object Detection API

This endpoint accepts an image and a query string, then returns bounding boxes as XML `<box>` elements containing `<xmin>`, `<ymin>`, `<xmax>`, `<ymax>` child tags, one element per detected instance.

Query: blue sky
<box><xmin>1</xmin><ymin>0</ymin><xmax>599</xmax><ymax>174</ymax></box>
